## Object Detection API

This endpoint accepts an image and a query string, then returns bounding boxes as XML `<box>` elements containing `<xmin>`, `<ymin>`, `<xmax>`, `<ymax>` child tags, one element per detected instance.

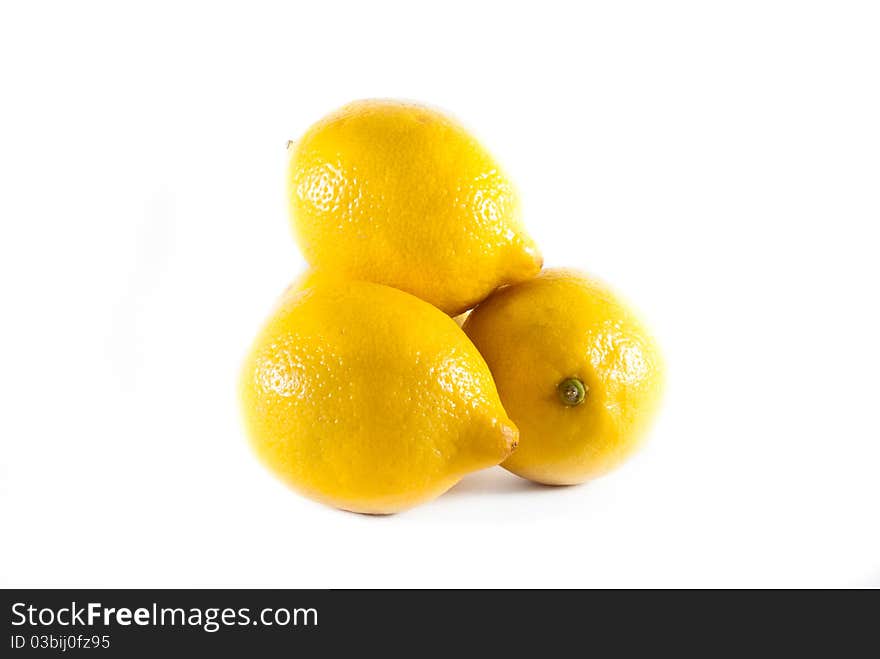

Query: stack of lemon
<box><xmin>240</xmin><ymin>100</ymin><xmax>663</xmax><ymax>514</ymax></box>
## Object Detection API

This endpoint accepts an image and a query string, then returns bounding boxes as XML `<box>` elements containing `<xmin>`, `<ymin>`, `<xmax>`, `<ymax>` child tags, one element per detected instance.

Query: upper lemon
<box><xmin>240</xmin><ymin>278</ymin><xmax>519</xmax><ymax>514</ymax></box>
<box><xmin>463</xmin><ymin>269</ymin><xmax>663</xmax><ymax>485</ymax></box>
<box><xmin>287</xmin><ymin>99</ymin><xmax>542</xmax><ymax>315</ymax></box>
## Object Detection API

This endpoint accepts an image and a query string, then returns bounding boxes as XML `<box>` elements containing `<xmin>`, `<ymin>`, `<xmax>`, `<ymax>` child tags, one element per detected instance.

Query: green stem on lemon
<box><xmin>557</xmin><ymin>377</ymin><xmax>587</xmax><ymax>406</ymax></box>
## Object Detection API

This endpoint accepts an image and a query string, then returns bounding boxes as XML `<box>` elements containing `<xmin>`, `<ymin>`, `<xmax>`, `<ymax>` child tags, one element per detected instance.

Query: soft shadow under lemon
<box><xmin>446</xmin><ymin>467</ymin><xmax>574</xmax><ymax>498</ymax></box>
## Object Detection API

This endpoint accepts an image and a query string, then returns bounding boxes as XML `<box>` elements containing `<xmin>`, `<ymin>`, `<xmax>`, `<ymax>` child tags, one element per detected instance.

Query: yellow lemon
<box><xmin>240</xmin><ymin>279</ymin><xmax>519</xmax><ymax>513</ymax></box>
<box><xmin>287</xmin><ymin>99</ymin><xmax>542</xmax><ymax>315</ymax></box>
<box><xmin>463</xmin><ymin>269</ymin><xmax>663</xmax><ymax>485</ymax></box>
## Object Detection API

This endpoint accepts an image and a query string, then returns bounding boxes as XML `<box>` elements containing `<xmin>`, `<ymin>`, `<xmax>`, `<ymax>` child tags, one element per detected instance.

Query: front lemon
<box><xmin>287</xmin><ymin>99</ymin><xmax>542</xmax><ymax>315</ymax></box>
<box><xmin>463</xmin><ymin>269</ymin><xmax>663</xmax><ymax>485</ymax></box>
<box><xmin>240</xmin><ymin>279</ymin><xmax>518</xmax><ymax>513</ymax></box>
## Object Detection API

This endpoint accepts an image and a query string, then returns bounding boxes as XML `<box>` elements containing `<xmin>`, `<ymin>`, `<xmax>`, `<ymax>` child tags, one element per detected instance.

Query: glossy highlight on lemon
<box><xmin>463</xmin><ymin>269</ymin><xmax>663</xmax><ymax>485</ymax></box>
<box><xmin>240</xmin><ymin>278</ymin><xmax>519</xmax><ymax>514</ymax></box>
<box><xmin>287</xmin><ymin>99</ymin><xmax>542</xmax><ymax>315</ymax></box>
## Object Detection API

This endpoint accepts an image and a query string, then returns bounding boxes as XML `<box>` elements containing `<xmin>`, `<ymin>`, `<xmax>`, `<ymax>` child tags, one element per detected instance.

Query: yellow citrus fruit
<box><xmin>287</xmin><ymin>99</ymin><xmax>542</xmax><ymax>315</ymax></box>
<box><xmin>463</xmin><ymin>269</ymin><xmax>663</xmax><ymax>485</ymax></box>
<box><xmin>240</xmin><ymin>279</ymin><xmax>519</xmax><ymax>514</ymax></box>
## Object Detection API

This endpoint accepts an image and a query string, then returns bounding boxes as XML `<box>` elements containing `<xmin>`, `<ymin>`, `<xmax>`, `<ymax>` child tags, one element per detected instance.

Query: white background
<box><xmin>1</xmin><ymin>1</ymin><xmax>878</xmax><ymax>588</ymax></box>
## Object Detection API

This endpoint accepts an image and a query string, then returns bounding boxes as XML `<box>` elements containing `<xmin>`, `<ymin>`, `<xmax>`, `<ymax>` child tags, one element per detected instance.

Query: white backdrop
<box><xmin>1</xmin><ymin>1</ymin><xmax>878</xmax><ymax>587</ymax></box>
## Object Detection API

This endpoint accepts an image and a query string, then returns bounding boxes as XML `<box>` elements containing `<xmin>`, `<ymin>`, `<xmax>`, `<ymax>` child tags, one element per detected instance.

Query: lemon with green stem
<box><xmin>463</xmin><ymin>268</ymin><xmax>663</xmax><ymax>485</ymax></box>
